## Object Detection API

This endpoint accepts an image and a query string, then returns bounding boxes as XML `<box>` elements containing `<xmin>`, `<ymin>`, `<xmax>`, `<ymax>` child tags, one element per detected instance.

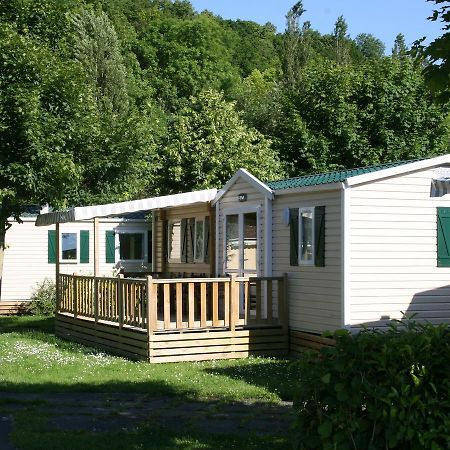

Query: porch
<box><xmin>56</xmin><ymin>274</ymin><xmax>288</xmax><ymax>363</ymax></box>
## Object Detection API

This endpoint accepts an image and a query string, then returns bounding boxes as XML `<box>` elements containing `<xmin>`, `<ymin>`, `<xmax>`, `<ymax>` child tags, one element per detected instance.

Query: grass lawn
<box><xmin>0</xmin><ymin>316</ymin><xmax>298</xmax><ymax>449</ymax></box>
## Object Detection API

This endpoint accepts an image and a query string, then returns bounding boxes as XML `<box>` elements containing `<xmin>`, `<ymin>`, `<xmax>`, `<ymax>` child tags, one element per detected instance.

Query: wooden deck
<box><xmin>0</xmin><ymin>301</ymin><xmax>29</xmax><ymax>315</ymax></box>
<box><xmin>55</xmin><ymin>274</ymin><xmax>289</xmax><ymax>362</ymax></box>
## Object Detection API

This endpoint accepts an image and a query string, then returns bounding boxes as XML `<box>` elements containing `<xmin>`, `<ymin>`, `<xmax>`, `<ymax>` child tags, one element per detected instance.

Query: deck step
<box><xmin>0</xmin><ymin>301</ymin><xmax>30</xmax><ymax>315</ymax></box>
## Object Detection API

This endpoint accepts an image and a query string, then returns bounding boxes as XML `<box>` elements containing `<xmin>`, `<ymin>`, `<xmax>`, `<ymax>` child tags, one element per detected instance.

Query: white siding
<box><xmin>1</xmin><ymin>218</ymin><xmax>149</xmax><ymax>301</ymax></box>
<box><xmin>217</xmin><ymin>177</ymin><xmax>265</xmax><ymax>276</ymax></box>
<box><xmin>349</xmin><ymin>168</ymin><xmax>450</xmax><ymax>327</ymax></box>
<box><xmin>272</xmin><ymin>190</ymin><xmax>342</xmax><ymax>333</ymax></box>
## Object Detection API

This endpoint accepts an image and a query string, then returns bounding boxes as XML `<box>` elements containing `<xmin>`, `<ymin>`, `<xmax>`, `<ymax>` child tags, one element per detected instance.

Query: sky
<box><xmin>189</xmin><ymin>0</ymin><xmax>444</xmax><ymax>52</ymax></box>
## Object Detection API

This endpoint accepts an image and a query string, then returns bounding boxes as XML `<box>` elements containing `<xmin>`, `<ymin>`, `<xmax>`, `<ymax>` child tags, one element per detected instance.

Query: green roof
<box><xmin>266</xmin><ymin>160</ymin><xmax>419</xmax><ymax>191</ymax></box>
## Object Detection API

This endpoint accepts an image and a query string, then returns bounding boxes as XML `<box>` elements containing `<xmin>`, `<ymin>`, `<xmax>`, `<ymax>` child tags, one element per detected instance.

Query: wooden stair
<box><xmin>0</xmin><ymin>301</ymin><xmax>30</xmax><ymax>315</ymax></box>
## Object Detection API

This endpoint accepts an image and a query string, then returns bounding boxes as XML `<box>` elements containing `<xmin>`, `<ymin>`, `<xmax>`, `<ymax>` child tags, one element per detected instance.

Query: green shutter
<box><xmin>181</xmin><ymin>218</ymin><xmax>188</xmax><ymax>263</ymax></box>
<box><xmin>188</xmin><ymin>218</ymin><xmax>195</xmax><ymax>263</ymax></box>
<box><xmin>48</xmin><ymin>230</ymin><xmax>56</xmax><ymax>264</ymax></box>
<box><xmin>80</xmin><ymin>230</ymin><xmax>89</xmax><ymax>264</ymax></box>
<box><xmin>204</xmin><ymin>216</ymin><xmax>210</xmax><ymax>263</ymax></box>
<box><xmin>314</xmin><ymin>206</ymin><xmax>325</xmax><ymax>267</ymax></box>
<box><xmin>289</xmin><ymin>208</ymin><xmax>299</xmax><ymax>266</ymax></box>
<box><xmin>105</xmin><ymin>230</ymin><xmax>115</xmax><ymax>263</ymax></box>
<box><xmin>437</xmin><ymin>207</ymin><xmax>450</xmax><ymax>267</ymax></box>
<box><xmin>163</xmin><ymin>220</ymin><xmax>169</xmax><ymax>262</ymax></box>
<box><xmin>147</xmin><ymin>229</ymin><xmax>152</xmax><ymax>264</ymax></box>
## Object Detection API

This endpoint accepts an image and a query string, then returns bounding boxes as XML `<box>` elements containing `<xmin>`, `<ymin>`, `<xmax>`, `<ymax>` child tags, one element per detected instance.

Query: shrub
<box><xmin>292</xmin><ymin>321</ymin><xmax>450</xmax><ymax>449</ymax></box>
<box><xmin>29</xmin><ymin>279</ymin><xmax>56</xmax><ymax>316</ymax></box>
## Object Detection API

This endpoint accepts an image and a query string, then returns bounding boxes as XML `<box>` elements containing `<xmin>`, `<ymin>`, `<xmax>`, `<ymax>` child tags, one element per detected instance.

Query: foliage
<box><xmin>231</xmin><ymin>68</ymin><xmax>281</xmax><ymax>134</ymax></box>
<box><xmin>277</xmin><ymin>57</ymin><xmax>450</xmax><ymax>175</ymax></box>
<box><xmin>355</xmin><ymin>33</ymin><xmax>385</xmax><ymax>59</ymax></box>
<box><xmin>392</xmin><ymin>33</ymin><xmax>408</xmax><ymax>59</ymax></box>
<box><xmin>422</xmin><ymin>0</ymin><xmax>450</xmax><ymax>102</ymax></box>
<box><xmin>292</xmin><ymin>320</ymin><xmax>450</xmax><ymax>449</ymax></box>
<box><xmin>29</xmin><ymin>279</ymin><xmax>56</xmax><ymax>316</ymax></box>
<box><xmin>0</xmin><ymin>22</ymin><xmax>94</xmax><ymax>222</ymax></box>
<box><xmin>158</xmin><ymin>89</ymin><xmax>284</xmax><ymax>193</ymax></box>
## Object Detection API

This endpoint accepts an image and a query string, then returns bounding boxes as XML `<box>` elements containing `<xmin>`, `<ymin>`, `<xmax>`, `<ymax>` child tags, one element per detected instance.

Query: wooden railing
<box><xmin>58</xmin><ymin>274</ymin><xmax>287</xmax><ymax>333</ymax></box>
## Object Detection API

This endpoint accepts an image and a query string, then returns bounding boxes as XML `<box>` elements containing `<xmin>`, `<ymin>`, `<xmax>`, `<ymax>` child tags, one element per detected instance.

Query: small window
<box><xmin>168</xmin><ymin>220</ymin><xmax>181</xmax><ymax>262</ymax></box>
<box><xmin>194</xmin><ymin>219</ymin><xmax>205</xmax><ymax>262</ymax></box>
<box><xmin>61</xmin><ymin>232</ymin><xmax>77</xmax><ymax>262</ymax></box>
<box><xmin>299</xmin><ymin>208</ymin><xmax>314</xmax><ymax>264</ymax></box>
<box><xmin>119</xmin><ymin>233</ymin><xmax>144</xmax><ymax>260</ymax></box>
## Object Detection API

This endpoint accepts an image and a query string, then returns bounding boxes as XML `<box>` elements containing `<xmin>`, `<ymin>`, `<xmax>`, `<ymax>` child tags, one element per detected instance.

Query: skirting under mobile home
<box><xmin>32</xmin><ymin>154</ymin><xmax>450</xmax><ymax>358</ymax></box>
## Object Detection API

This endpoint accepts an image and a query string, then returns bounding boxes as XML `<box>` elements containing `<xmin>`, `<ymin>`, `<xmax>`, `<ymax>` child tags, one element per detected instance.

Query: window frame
<box><xmin>194</xmin><ymin>218</ymin><xmax>205</xmax><ymax>263</ymax></box>
<box><xmin>117</xmin><ymin>231</ymin><xmax>145</xmax><ymax>262</ymax></box>
<box><xmin>60</xmin><ymin>231</ymin><xmax>79</xmax><ymax>264</ymax></box>
<box><xmin>298</xmin><ymin>207</ymin><xmax>315</xmax><ymax>266</ymax></box>
<box><xmin>167</xmin><ymin>219</ymin><xmax>182</xmax><ymax>263</ymax></box>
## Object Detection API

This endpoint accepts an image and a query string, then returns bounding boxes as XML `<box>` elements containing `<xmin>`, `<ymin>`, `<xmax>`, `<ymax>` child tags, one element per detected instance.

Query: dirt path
<box><xmin>0</xmin><ymin>393</ymin><xmax>293</xmax><ymax>448</ymax></box>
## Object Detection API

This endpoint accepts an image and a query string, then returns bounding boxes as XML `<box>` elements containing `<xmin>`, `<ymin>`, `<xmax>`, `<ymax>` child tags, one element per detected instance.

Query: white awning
<box><xmin>35</xmin><ymin>189</ymin><xmax>217</xmax><ymax>226</ymax></box>
<box><xmin>431</xmin><ymin>178</ymin><xmax>450</xmax><ymax>197</ymax></box>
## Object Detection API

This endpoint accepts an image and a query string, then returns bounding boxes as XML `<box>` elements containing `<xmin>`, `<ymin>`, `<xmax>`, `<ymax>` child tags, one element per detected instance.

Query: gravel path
<box><xmin>0</xmin><ymin>393</ymin><xmax>293</xmax><ymax>448</ymax></box>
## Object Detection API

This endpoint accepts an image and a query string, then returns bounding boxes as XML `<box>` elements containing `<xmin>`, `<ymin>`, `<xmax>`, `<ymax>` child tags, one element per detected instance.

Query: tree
<box><xmin>231</xmin><ymin>68</ymin><xmax>281</xmax><ymax>135</ymax></box>
<box><xmin>355</xmin><ymin>33</ymin><xmax>385</xmax><ymax>59</ymax></box>
<box><xmin>281</xmin><ymin>1</ymin><xmax>306</xmax><ymax>88</ymax></box>
<box><xmin>276</xmin><ymin>57</ymin><xmax>450</xmax><ymax>176</ymax></box>
<box><xmin>392</xmin><ymin>33</ymin><xmax>408</xmax><ymax>58</ymax></box>
<box><xmin>66</xmin><ymin>7</ymin><xmax>161</xmax><ymax>205</ymax></box>
<box><xmin>333</xmin><ymin>15</ymin><xmax>350</xmax><ymax>64</ymax></box>
<box><xmin>0</xmin><ymin>23</ymin><xmax>99</xmax><ymax>290</ymax></box>
<box><xmin>158</xmin><ymin>90</ymin><xmax>284</xmax><ymax>193</ymax></box>
<box><xmin>70</xmin><ymin>8</ymin><xmax>129</xmax><ymax>116</ymax></box>
<box><xmin>422</xmin><ymin>0</ymin><xmax>450</xmax><ymax>102</ymax></box>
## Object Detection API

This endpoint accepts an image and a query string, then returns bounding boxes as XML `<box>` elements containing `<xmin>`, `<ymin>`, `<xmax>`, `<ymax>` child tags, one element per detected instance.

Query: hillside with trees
<box><xmin>1</xmin><ymin>0</ymin><xmax>449</xmax><ymax>217</ymax></box>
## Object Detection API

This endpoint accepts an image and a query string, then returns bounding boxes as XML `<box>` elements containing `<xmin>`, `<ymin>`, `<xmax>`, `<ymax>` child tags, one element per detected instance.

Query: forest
<box><xmin>1</xmin><ymin>0</ymin><xmax>449</xmax><ymax>223</ymax></box>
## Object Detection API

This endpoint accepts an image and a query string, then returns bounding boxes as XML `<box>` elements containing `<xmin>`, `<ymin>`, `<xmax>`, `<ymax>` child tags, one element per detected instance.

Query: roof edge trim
<box><xmin>212</xmin><ymin>168</ymin><xmax>273</xmax><ymax>205</ymax></box>
<box><xmin>346</xmin><ymin>155</ymin><xmax>450</xmax><ymax>187</ymax></box>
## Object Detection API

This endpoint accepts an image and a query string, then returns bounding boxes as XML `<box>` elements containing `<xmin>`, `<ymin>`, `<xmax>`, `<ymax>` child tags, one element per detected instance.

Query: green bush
<box><xmin>292</xmin><ymin>321</ymin><xmax>450</xmax><ymax>449</ymax></box>
<box><xmin>29</xmin><ymin>279</ymin><xmax>56</xmax><ymax>316</ymax></box>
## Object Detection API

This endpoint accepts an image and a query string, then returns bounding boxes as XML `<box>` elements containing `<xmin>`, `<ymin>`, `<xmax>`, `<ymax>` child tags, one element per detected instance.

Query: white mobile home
<box><xmin>0</xmin><ymin>210</ymin><xmax>151</xmax><ymax>312</ymax></box>
<box><xmin>214</xmin><ymin>155</ymin><xmax>450</xmax><ymax>351</ymax></box>
<box><xmin>7</xmin><ymin>155</ymin><xmax>450</xmax><ymax>358</ymax></box>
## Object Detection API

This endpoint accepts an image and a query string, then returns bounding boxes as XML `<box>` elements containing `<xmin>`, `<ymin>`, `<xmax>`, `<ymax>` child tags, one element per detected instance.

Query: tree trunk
<box><xmin>0</xmin><ymin>212</ymin><xmax>12</xmax><ymax>300</ymax></box>
<box><xmin>0</xmin><ymin>223</ymin><xmax>6</xmax><ymax>300</ymax></box>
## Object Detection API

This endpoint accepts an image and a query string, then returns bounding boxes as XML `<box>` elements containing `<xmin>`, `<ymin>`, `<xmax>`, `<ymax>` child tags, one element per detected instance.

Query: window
<box><xmin>289</xmin><ymin>206</ymin><xmax>325</xmax><ymax>267</ymax></box>
<box><xmin>61</xmin><ymin>232</ymin><xmax>77</xmax><ymax>262</ymax></box>
<box><xmin>119</xmin><ymin>233</ymin><xmax>144</xmax><ymax>260</ymax></box>
<box><xmin>194</xmin><ymin>219</ymin><xmax>205</xmax><ymax>262</ymax></box>
<box><xmin>48</xmin><ymin>230</ymin><xmax>89</xmax><ymax>264</ymax></box>
<box><xmin>226</xmin><ymin>214</ymin><xmax>239</xmax><ymax>270</ymax></box>
<box><xmin>299</xmin><ymin>208</ymin><xmax>314</xmax><ymax>264</ymax></box>
<box><xmin>168</xmin><ymin>220</ymin><xmax>182</xmax><ymax>262</ymax></box>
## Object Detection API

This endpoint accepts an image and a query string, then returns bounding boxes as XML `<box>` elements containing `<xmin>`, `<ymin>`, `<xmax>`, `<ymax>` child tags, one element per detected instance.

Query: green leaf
<box><xmin>321</xmin><ymin>373</ymin><xmax>331</xmax><ymax>384</ymax></box>
<box><xmin>318</xmin><ymin>421</ymin><xmax>333</xmax><ymax>439</ymax></box>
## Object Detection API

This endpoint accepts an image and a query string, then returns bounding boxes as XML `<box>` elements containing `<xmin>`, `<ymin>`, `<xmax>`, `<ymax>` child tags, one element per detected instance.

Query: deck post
<box><xmin>278</xmin><ymin>273</ymin><xmax>289</xmax><ymax>331</ymax></box>
<box><xmin>229</xmin><ymin>274</ymin><xmax>237</xmax><ymax>358</ymax></box>
<box><xmin>118</xmin><ymin>274</ymin><xmax>124</xmax><ymax>329</ymax></box>
<box><xmin>93</xmin><ymin>217</ymin><xmax>99</xmax><ymax>277</ymax></box>
<box><xmin>146</xmin><ymin>275</ymin><xmax>154</xmax><ymax>362</ymax></box>
<box><xmin>55</xmin><ymin>222</ymin><xmax>60</xmax><ymax>315</ymax></box>
<box><xmin>229</xmin><ymin>274</ymin><xmax>237</xmax><ymax>334</ymax></box>
<box><xmin>94</xmin><ymin>276</ymin><xmax>98</xmax><ymax>324</ymax></box>
<box><xmin>146</xmin><ymin>276</ymin><xmax>153</xmax><ymax>334</ymax></box>
<box><xmin>73</xmin><ymin>275</ymin><xmax>78</xmax><ymax>319</ymax></box>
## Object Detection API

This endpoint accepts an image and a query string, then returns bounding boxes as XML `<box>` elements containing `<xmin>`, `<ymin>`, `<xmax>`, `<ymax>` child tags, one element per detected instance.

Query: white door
<box><xmin>224</xmin><ymin>210</ymin><xmax>260</xmax><ymax>317</ymax></box>
<box><xmin>224</xmin><ymin>211</ymin><xmax>259</xmax><ymax>278</ymax></box>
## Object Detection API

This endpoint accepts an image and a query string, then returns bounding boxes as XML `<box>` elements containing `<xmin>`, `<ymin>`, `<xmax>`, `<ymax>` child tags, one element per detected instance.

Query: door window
<box><xmin>225</xmin><ymin>214</ymin><xmax>239</xmax><ymax>270</ymax></box>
